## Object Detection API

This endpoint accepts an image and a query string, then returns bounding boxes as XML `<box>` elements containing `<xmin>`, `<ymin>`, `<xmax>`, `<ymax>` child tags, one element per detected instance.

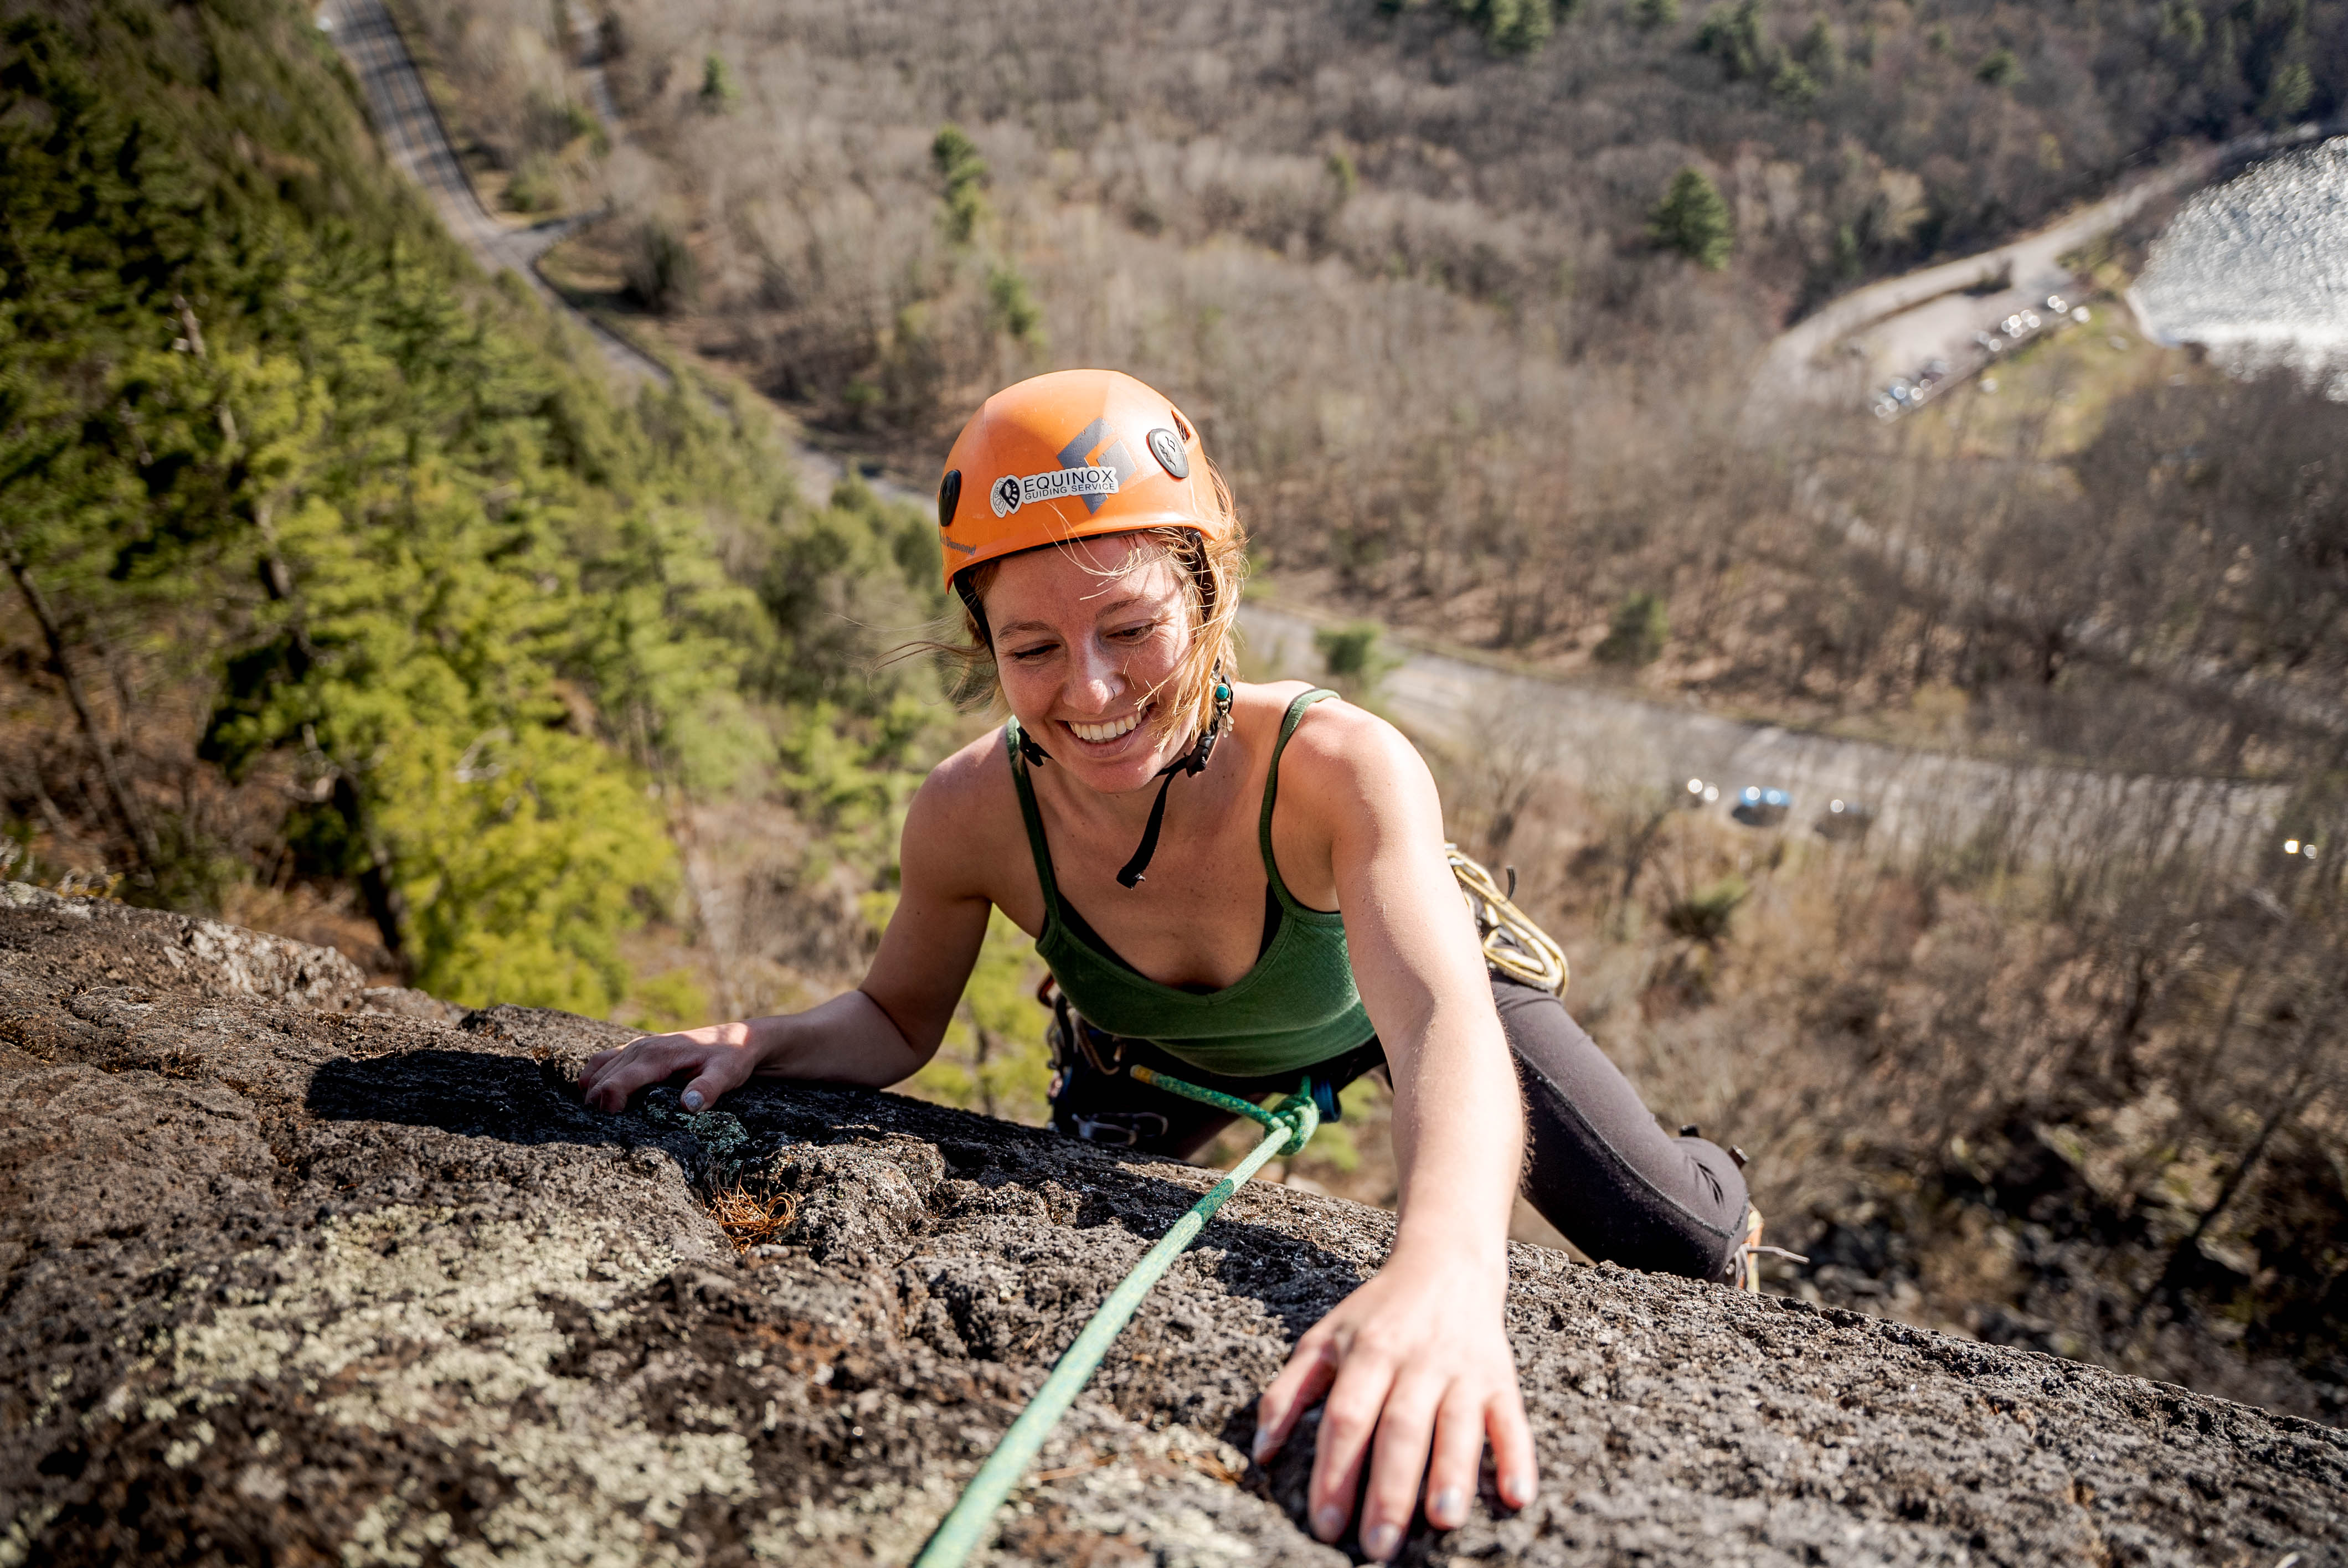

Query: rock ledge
<box><xmin>1</xmin><ymin>886</ymin><xmax>2341</xmax><ymax>1565</ymax></box>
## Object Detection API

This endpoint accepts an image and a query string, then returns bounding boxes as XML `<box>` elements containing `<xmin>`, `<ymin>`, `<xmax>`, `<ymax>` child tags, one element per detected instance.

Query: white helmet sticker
<box><xmin>988</xmin><ymin>465</ymin><xmax>1122</xmax><ymax>518</ymax></box>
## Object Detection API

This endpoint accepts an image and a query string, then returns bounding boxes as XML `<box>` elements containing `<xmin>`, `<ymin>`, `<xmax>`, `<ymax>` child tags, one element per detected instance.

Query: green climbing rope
<box><xmin>911</xmin><ymin>1071</ymin><xmax>1321</xmax><ymax>1568</ymax></box>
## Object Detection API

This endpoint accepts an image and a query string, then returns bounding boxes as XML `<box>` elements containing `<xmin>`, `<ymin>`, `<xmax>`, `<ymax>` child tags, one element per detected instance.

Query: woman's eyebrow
<box><xmin>995</xmin><ymin>597</ymin><xmax>1152</xmax><ymax>637</ymax></box>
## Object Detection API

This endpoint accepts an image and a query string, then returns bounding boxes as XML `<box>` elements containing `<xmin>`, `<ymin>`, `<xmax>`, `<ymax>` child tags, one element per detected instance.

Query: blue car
<box><xmin>1731</xmin><ymin>786</ymin><xmax>1792</xmax><ymax>828</ymax></box>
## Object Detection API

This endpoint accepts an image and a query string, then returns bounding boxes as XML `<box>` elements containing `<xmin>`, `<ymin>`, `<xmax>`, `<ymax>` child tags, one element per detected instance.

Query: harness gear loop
<box><xmin>912</xmin><ymin>1071</ymin><xmax>1319</xmax><ymax>1568</ymax></box>
<box><xmin>1446</xmin><ymin>843</ymin><xmax>1571</xmax><ymax>997</ymax></box>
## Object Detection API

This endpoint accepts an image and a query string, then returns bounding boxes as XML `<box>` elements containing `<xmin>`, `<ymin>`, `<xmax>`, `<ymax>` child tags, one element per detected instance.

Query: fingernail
<box><xmin>1503</xmin><ymin>1473</ymin><xmax>1533</xmax><ymax>1509</ymax></box>
<box><xmin>1363</xmin><ymin>1522</ymin><xmax>1399</xmax><ymax>1559</ymax></box>
<box><xmin>1433</xmin><ymin>1488</ymin><xmax>1465</xmax><ymax>1526</ymax></box>
<box><xmin>1313</xmin><ymin>1506</ymin><xmax>1344</xmax><ymax>1540</ymax></box>
<box><xmin>1250</xmin><ymin>1431</ymin><xmax>1273</xmax><ymax>1463</ymax></box>
<box><xmin>681</xmin><ymin>1089</ymin><xmax>704</xmax><ymax>1112</ymax></box>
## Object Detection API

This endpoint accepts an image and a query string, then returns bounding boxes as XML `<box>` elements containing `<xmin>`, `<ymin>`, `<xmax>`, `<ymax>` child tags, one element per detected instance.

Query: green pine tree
<box><xmin>931</xmin><ymin>123</ymin><xmax>990</xmax><ymax>245</ymax></box>
<box><xmin>1</xmin><ymin>3</ymin><xmax>948</xmax><ymax>1013</ymax></box>
<box><xmin>1647</xmin><ymin>167</ymin><xmax>1735</xmax><ymax>270</ymax></box>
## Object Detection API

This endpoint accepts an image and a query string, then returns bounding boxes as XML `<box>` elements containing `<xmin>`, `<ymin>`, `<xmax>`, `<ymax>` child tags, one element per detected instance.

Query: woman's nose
<box><xmin>1066</xmin><ymin>637</ymin><xmax>1127</xmax><ymax>710</ymax></box>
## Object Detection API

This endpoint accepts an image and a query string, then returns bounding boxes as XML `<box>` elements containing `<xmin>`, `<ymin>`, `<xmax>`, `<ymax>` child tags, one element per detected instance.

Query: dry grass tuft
<box><xmin>707</xmin><ymin>1184</ymin><xmax>801</xmax><ymax>1253</ymax></box>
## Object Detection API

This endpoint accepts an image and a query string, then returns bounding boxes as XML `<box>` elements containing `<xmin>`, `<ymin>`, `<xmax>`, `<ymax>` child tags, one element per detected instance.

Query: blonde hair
<box><xmin>937</xmin><ymin>515</ymin><xmax>1249</xmax><ymax>746</ymax></box>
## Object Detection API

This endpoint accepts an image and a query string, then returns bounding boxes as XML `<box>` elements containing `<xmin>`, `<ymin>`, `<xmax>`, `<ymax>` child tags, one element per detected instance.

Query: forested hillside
<box><xmin>0</xmin><ymin>0</ymin><xmax>940</xmax><ymax>1015</ymax></box>
<box><xmin>405</xmin><ymin>0</ymin><xmax>2348</xmax><ymax>773</ymax></box>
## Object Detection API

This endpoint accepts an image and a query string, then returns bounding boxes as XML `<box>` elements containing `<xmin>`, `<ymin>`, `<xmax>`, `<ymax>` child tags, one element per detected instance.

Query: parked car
<box><xmin>1815</xmin><ymin>798</ymin><xmax>1876</xmax><ymax>843</ymax></box>
<box><xmin>2045</xmin><ymin>293</ymin><xmax>2068</xmax><ymax>314</ymax></box>
<box><xmin>1731</xmin><ymin>786</ymin><xmax>1792</xmax><ymax>827</ymax></box>
<box><xmin>1683</xmin><ymin>777</ymin><xmax>1722</xmax><ymax>806</ymax></box>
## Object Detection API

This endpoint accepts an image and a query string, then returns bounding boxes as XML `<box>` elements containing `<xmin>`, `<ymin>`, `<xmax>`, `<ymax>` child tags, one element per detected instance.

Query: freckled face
<box><xmin>983</xmin><ymin>537</ymin><xmax>1194</xmax><ymax>795</ymax></box>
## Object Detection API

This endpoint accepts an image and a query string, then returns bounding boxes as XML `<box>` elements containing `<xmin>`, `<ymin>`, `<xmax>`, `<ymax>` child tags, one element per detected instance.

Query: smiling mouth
<box><xmin>1065</xmin><ymin>707</ymin><xmax>1147</xmax><ymax>744</ymax></box>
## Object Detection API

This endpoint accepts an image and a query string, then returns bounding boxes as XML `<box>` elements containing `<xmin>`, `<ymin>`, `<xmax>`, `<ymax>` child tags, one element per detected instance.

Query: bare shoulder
<box><xmin>1270</xmin><ymin>690</ymin><xmax>1435</xmax><ymax>814</ymax></box>
<box><xmin>903</xmin><ymin>725</ymin><xmax>1022</xmax><ymax>891</ymax></box>
<box><xmin>918</xmin><ymin>725</ymin><xmax>1015</xmax><ymax>808</ymax></box>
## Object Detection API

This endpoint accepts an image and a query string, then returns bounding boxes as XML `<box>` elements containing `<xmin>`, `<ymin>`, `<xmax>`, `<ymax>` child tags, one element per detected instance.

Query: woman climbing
<box><xmin>579</xmin><ymin>369</ymin><xmax>1757</xmax><ymax>1560</ymax></box>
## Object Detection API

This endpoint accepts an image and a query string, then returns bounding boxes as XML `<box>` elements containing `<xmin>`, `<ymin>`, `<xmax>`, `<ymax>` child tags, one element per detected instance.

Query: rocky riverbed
<box><xmin>3</xmin><ymin>882</ymin><xmax>2343</xmax><ymax>1565</ymax></box>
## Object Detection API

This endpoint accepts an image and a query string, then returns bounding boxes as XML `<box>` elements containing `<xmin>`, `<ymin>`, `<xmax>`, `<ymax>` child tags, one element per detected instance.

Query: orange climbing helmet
<box><xmin>934</xmin><ymin>369</ymin><xmax>1232</xmax><ymax>591</ymax></box>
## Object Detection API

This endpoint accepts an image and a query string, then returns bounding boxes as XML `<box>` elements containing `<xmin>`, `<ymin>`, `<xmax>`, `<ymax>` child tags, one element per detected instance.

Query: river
<box><xmin>2129</xmin><ymin>134</ymin><xmax>2348</xmax><ymax>384</ymax></box>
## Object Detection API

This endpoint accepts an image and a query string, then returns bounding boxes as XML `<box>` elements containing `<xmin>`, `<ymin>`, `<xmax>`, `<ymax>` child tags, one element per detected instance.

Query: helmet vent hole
<box><xmin>938</xmin><ymin>470</ymin><xmax>962</xmax><ymax>530</ymax></box>
<box><xmin>1170</xmin><ymin>408</ymin><xmax>1192</xmax><ymax>442</ymax></box>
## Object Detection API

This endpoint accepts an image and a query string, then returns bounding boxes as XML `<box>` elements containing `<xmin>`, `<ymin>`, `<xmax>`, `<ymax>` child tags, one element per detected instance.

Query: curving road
<box><xmin>1238</xmin><ymin>601</ymin><xmax>2289</xmax><ymax>873</ymax></box>
<box><xmin>322</xmin><ymin>0</ymin><xmax>917</xmax><ymax>506</ymax></box>
<box><xmin>1743</xmin><ymin>126</ymin><xmax>2336</xmax><ymax>424</ymax></box>
<box><xmin>325</xmin><ymin>4</ymin><xmax>2290</xmax><ymax>873</ymax></box>
<box><xmin>321</xmin><ymin>0</ymin><xmax>665</xmax><ymax>389</ymax></box>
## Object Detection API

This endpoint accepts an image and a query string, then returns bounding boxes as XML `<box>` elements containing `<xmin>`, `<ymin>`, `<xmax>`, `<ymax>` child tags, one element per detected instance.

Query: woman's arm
<box><xmin>1247</xmin><ymin>705</ymin><xmax>1537</xmax><ymax>1560</ymax></box>
<box><xmin>580</xmin><ymin>754</ymin><xmax>1002</xmax><ymax>1113</ymax></box>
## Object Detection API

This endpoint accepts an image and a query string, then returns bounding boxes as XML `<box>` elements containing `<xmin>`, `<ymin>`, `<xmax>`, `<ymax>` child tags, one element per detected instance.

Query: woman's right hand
<box><xmin>580</xmin><ymin>1019</ymin><xmax>773</xmax><ymax>1113</ymax></box>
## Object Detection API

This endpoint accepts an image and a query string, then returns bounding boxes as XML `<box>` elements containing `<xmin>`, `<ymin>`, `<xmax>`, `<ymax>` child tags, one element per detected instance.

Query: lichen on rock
<box><xmin>2</xmin><ymin>884</ymin><xmax>2344</xmax><ymax>1565</ymax></box>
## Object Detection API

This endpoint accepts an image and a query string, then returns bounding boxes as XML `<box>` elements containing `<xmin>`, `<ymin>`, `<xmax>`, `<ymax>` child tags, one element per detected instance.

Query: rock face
<box><xmin>3</xmin><ymin>886</ymin><xmax>2344</xmax><ymax>1566</ymax></box>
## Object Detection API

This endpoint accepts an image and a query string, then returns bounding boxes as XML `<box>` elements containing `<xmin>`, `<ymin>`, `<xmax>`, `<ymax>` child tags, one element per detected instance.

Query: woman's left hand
<box><xmin>1249</xmin><ymin>1239</ymin><xmax>1537</xmax><ymax>1560</ymax></box>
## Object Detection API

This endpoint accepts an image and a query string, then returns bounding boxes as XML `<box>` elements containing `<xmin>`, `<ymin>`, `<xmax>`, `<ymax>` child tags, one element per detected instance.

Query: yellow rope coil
<box><xmin>1446</xmin><ymin>844</ymin><xmax>1570</xmax><ymax>997</ymax></box>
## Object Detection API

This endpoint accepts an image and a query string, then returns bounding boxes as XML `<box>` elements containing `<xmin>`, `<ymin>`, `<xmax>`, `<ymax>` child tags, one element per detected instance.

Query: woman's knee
<box><xmin>1492</xmin><ymin>976</ymin><xmax>1749</xmax><ymax>1277</ymax></box>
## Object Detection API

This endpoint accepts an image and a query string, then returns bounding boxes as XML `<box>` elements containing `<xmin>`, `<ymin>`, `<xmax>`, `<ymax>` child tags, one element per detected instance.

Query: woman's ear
<box><xmin>955</xmin><ymin>576</ymin><xmax>992</xmax><ymax>647</ymax></box>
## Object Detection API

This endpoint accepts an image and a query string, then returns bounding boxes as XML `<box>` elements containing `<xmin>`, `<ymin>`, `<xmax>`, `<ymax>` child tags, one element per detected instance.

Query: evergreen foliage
<box><xmin>1975</xmin><ymin>47</ymin><xmax>2022</xmax><ymax>87</ymax></box>
<box><xmin>698</xmin><ymin>53</ymin><xmax>738</xmax><ymax>114</ymax></box>
<box><xmin>931</xmin><ymin>123</ymin><xmax>989</xmax><ymax>246</ymax></box>
<box><xmin>1451</xmin><ymin>0</ymin><xmax>1558</xmax><ymax>55</ymax></box>
<box><xmin>1595</xmin><ymin>591</ymin><xmax>1671</xmax><ymax>666</ymax></box>
<box><xmin>0</xmin><ymin>0</ymin><xmax>938</xmax><ymax>1012</ymax></box>
<box><xmin>1646</xmin><ymin>168</ymin><xmax>1735</xmax><ymax>270</ymax></box>
<box><xmin>1694</xmin><ymin>0</ymin><xmax>1771</xmax><ymax>80</ymax></box>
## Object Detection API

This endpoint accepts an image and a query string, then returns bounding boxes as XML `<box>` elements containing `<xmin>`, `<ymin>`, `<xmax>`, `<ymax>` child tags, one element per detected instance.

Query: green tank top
<box><xmin>1007</xmin><ymin>688</ymin><xmax>1374</xmax><ymax>1076</ymax></box>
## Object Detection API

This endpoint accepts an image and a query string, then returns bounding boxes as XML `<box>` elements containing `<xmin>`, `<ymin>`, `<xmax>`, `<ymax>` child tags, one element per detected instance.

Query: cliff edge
<box><xmin>2</xmin><ymin>884</ymin><xmax>2341</xmax><ymax>1565</ymax></box>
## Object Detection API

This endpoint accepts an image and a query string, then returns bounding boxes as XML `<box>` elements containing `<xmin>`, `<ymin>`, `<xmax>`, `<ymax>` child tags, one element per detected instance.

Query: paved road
<box><xmin>1239</xmin><ymin>602</ymin><xmax>2290</xmax><ymax>872</ymax></box>
<box><xmin>321</xmin><ymin>0</ymin><xmax>665</xmax><ymax>390</ymax></box>
<box><xmin>327</xmin><ymin>0</ymin><xmax>928</xmax><ymax>507</ymax></box>
<box><xmin>325</xmin><ymin>4</ymin><xmax>2293</xmax><ymax>874</ymax></box>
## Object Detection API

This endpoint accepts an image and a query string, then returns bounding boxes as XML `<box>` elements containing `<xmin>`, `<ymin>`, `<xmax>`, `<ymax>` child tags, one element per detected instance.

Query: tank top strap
<box><xmin>1003</xmin><ymin>720</ymin><xmax>1062</xmax><ymax>921</ymax></box>
<box><xmin>1258</xmin><ymin>688</ymin><xmax>1339</xmax><ymax>915</ymax></box>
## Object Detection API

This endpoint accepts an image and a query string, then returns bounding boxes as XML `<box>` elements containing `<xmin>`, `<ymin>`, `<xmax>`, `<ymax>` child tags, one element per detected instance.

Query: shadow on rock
<box><xmin>306</xmin><ymin>1049</ymin><xmax>637</xmax><ymax>1148</ymax></box>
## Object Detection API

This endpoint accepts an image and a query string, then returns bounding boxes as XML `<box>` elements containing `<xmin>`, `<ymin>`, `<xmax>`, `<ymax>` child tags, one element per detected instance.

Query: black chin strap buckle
<box><xmin>1113</xmin><ymin>667</ymin><xmax>1231</xmax><ymax>889</ymax></box>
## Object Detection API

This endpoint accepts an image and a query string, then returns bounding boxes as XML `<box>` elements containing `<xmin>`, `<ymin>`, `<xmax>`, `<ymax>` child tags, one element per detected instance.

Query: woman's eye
<box><xmin>1110</xmin><ymin>622</ymin><xmax>1156</xmax><ymax>642</ymax></box>
<box><xmin>1007</xmin><ymin>643</ymin><xmax>1057</xmax><ymax>663</ymax></box>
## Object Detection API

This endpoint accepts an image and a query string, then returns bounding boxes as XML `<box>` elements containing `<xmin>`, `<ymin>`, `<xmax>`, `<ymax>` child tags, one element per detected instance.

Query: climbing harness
<box><xmin>1446</xmin><ymin>845</ymin><xmax>1571</xmax><ymax>997</ymax></box>
<box><xmin>912</xmin><ymin>1069</ymin><xmax>1321</xmax><ymax>1568</ymax></box>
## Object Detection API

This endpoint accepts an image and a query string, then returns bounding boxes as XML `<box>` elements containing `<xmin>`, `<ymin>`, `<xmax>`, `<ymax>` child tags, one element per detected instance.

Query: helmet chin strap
<box><xmin>1020</xmin><ymin>667</ymin><xmax>1233</xmax><ymax>888</ymax></box>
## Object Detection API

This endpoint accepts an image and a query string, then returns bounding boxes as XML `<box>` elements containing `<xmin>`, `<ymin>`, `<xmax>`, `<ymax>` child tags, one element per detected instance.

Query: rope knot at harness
<box><xmin>910</xmin><ymin>1069</ymin><xmax>1318</xmax><ymax>1567</ymax></box>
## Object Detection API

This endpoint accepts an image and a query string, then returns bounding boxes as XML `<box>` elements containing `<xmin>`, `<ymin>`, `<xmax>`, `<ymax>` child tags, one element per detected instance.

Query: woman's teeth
<box><xmin>1068</xmin><ymin>710</ymin><xmax>1144</xmax><ymax>744</ymax></box>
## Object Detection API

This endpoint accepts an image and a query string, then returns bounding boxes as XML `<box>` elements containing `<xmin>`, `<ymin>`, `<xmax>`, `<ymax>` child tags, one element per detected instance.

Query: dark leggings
<box><xmin>1048</xmin><ymin>974</ymin><xmax>1750</xmax><ymax>1282</ymax></box>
